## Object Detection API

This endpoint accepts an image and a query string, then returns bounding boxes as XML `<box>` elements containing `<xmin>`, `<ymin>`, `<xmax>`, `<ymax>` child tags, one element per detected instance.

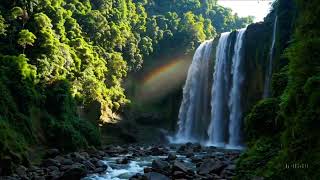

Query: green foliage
<box><xmin>235</xmin><ymin>137</ymin><xmax>281</xmax><ymax>180</ymax></box>
<box><xmin>271</xmin><ymin>66</ymin><xmax>288</xmax><ymax>97</ymax></box>
<box><xmin>237</xmin><ymin>0</ymin><xmax>320</xmax><ymax>179</ymax></box>
<box><xmin>0</xmin><ymin>0</ymin><xmax>253</xmax><ymax>168</ymax></box>
<box><xmin>0</xmin><ymin>14</ymin><xmax>8</xmax><ymax>36</ymax></box>
<box><xmin>245</xmin><ymin>98</ymin><xmax>282</xmax><ymax>142</ymax></box>
<box><xmin>17</xmin><ymin>29</ymin><xmax>36</xmax><ymax>49</ymax></box>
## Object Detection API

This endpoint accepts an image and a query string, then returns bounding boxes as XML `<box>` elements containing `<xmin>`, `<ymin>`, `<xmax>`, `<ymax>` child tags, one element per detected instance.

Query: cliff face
<box><xmin>235</xmin><ymin>0</ymin><xmax>320</xmax><ymax>179</ymax></box>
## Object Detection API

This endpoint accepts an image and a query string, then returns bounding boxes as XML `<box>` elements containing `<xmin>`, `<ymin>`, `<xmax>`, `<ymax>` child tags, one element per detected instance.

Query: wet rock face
<box><xmin>3</xmin><ymin>143</ymin><xmax>241</xmax><ymax>180</ymax></box>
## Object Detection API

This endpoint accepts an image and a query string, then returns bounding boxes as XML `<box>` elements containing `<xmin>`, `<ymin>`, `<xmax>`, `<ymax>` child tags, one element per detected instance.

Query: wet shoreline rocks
<box><xmin>1</xmin><ymin>143</ymin><xmax>242</xmax><ymax>180</ymax></box>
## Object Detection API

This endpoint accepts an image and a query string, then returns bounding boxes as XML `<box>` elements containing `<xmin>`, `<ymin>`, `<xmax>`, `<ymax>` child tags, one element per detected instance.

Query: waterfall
<box><xmin>173</xmin><ymin>40</ymin><xmax>213</xmax><ymax>143</ymax></box>
<box><xmin>171</xmin><ymin>28</ymin><xmax>247</xmax><ymax>149</ymax></box>
<box><xmin>227</xmin><ymin>28</ymin><xmax>246</xmax><ymax>148</ymax></box>
<box><xmin>263</xmin><ymin>16</ymin><xmax>278</xmax><ymax>98</ymax></box>
<box><xmin>207</xmin><ymin>32</ymin><xmax>231</xmax><ymax>147</ymax></box>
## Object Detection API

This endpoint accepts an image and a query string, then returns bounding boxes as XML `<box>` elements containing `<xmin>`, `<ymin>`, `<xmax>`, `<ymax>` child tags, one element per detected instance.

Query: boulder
<box><xmin>186</xmin><ymin>152</ymin><xmax>194</xmax><ymax>158</ymax></box>
<box><xmin>190</xmin><ymin>156</ymin><xmax>202</xmax><ymax>164</ymax></box>
<box><xmin>197</xmin><ymin>159</ymin><xmax>227</xmax><ymax>175</ymax></box>
<box><xmin>59</xmin><ymin>167</ymin><xmax>87</xmax><ymax>180</ymax></box>
<box><xmin>45</xmin><ymin>149</ymin><xmax>60</xmax><ymax>158</ymax></box>
<box><xmin>172</xmin><ymin>161</ymin><xmax>190</xmax><ymax>174</ymax></box>
<box><xmin>15</xmin><ymin>165</ymin><xmax>27</xmax><ymax>177</ymax></box>
<box><xmin>42</xmin><ymin>159</ymin><xmax>60</xmax><ymax>167</ymax></box>
<box><xmin>60</xmin><ymin>165</ymin><xmax>72</xmax><ymax>171</ymax></box>
<box><xmin>130</xmin><ymin>173</ymin><xmax>147</xmax><ymax>180</ymax></box>
<box><xmin>48</xmin><ymin>166</ymin><xmax>59</xmax><ymax>172</ymax></box>
<box><xmin>173</xmin><ymin>171</ymin><xmax>186</xmax><ymax>179</ymax></box>
<box><xmin>71</xmin><ymin>152</ymin><xmax>86</xmax><ymax>162</ymax></box>
<box><xmin>71</xmin><ymin>162</ymin><xmax>86</xmax><ymax>169</ymax></box>
<box><xmin>93</xmin><ymin>167</ymin><xmax>106</xmax><ymax>174</ymax></box>
<box><xmin>151</xmin><ymin>159</ymin><xmax>170</xmax><ymax>172</ymax></box>
<box><xmin>48</xmin><ymin>169</ymin><xmax>61</xmax><ymax>179</ymax></box>
<box><xmin>166</xmin><ymin>153</ymin><xmax>177</xmax><ymax>161</ymax></box>
<box><xmin>116</xmin><ymin>157</ymin><xmax>129</xmax><ymax>164</ymax></box>
<box><xmin>61</xmin><ymin>158</ymin><xmax>73</xmax><ymax>165</ymax></box>
<box><xmin>95</xmin><ymin>160</ymin><xmax>108</xmax><ymax>169</ymax></box>
<box><xmin>79</xmin><ymin>152</ymin><xmax>89</xmax><ymax>159</ymax></box>
<box><xmin>193</xmin><ymin>143</ymin><xmax>202</xmax><ymax>152</ymax></box>
<box><xmin>83</xmin><ymin>160</ymin><xmax>96</xmax><ymax>170</ymax></box>
<box><xmin>145</xmin><ymin>172</ymin><xmax>170</xmax><ymax>180</ymax></box>
<box><xmin>149</xmin><ymin>147</ymin><xmax>167</xmax><ymax>156</ymax></box>
<box><xmin>144</xmin><ymin>167</ymin><xmax>153</xmax><ymax>173</ymax></box>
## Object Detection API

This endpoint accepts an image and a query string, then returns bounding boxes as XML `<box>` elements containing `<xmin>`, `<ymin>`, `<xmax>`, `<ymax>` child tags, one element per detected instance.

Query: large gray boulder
<box><xmin>145</xmin><ymin>172</ymin><xmax>170</xmax><ymax>180</ymax></box>
<box><xmin>197</xmin><ymin>159</ymin><xmax>227</xmax><ymax>175</ymax></box>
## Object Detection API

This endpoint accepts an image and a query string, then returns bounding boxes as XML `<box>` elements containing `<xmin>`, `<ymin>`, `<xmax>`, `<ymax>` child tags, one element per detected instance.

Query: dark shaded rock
<box><xmin>149</xmin><ymin>147</ymin><xmax>167</xmax><ymax>156</ymax></box>
<box><xmin>48</xmin><ymin>169</ymin><xmax>60</xmax><ymax>179</ymax></box>
<box><xmin>45</xmin><ymin>149</ymin><xmax>60</xmax><ymax>158</ymax></box>
<box><xmin>172</xmin><ymin>161</ymin><xmax>190</xmax><ymax>174</ymax></box>
<box><xmin>177</xmin><ymin>145</ymin><xmax>186</xmax><ymax>153</ymax></box>
<box><xmin>144</xmin><ymin>167</ymin><xmax>153</xmax><ymax>174</ymax></box>
<box><xmin>130</xmin><ymin>173</ymin><xmax>147</xmax><ymax>180</ymax></box>
<box><xmin>116</xmin><ymin>157</ymin><xmax>129</xmax><ymax>164</ymax></box>
<box><xmin>104</xmin><ymin>146</ymin><xmax>127</xmax><ymax>154</ymax></box>
<box><xmin>0</xmin><ymin>156</ymin><xmax>13</xmax><ymax>175</ymax></box>
<box><xmin>190</xmin><ymin>156</ymin><xmax>202</xmax><ymax>164</ymax></box>
<box><xmin>173</xmin><ymin>171</ymin><xmax>185</xmax><ymax>178</ymax></box>
<box><xmin>60</xmin><ymin>165</ymin><xmax>72</xmax><ymax>171</ymax></box>
<box><xmin>71</xmin><ymin>162</ymin><xmax>85</xmax><ymax>169</ymax></box>
<box><xmin>61</xmin><ymin>158</ymin><xmax>73</xmax><ymax>165</ymax></box>
<box><xmin>145</xmin><ymin>172</ymin><xmax>170</xmax><ymax>180</ymax></box>
<box><xmin>28</xmin><ymin>165</ymin><xmax>39</xmax><ymax>172</ymax></box>
<box><xmin>34</xmin><ymin>176</ymin><xmax>46</xmax><ymax>180</ymax></box>
<box><xmin>166</xmin><ymin>153</ymin><xmax>177</xmax><ymax>161</ymax></box>
<box><xmin>151</xmin><ymin>159</ymin><xmax>170</xmax><ymax>172</ymax></box>
<box><xmin>83</xmin><ymin>160</ymin><xmax>96</xmax><ymax>170</ymax></box>
<box><xmin>186</xmin><ymin>152</ymin><xmax>194</xmax><ymax>158</ymax></box>
<box><xmin>225</xmin><ymin>164</ymin><xmax>236</xmax><ymax>171</ymax></box>
<box><xmin>211</xmin><ymin>152</ymin><xmax>225</xmax><ymax>159</ymax></box>
<box><xmin>42</xmin><ymin>159</ymin><xmax>60</xmax><ymax>167</ymax></box>
<box><xmin>193</xmin><ymin>143</ymin><xmax>202</xmax><ymax>152</ymax></box>
<box><xmin>93</xmin><ymin>167</ymin><xmax>106</xmax><ymax>174</ymax></box>
<box><xmin>15</xmin><ymin>165</ymin><xmax>27</xmax><ymax>177</ymax></box>
<box><xmin>95</xmin><ymin>160</ymin><xmax>108</xmax><ymax>168</ymax></box>
<box><xmin>48</xmin><ymin>166</ymin><xmax>59</xmax><ymax>172</ymax></box>
<box><xmin>59</xmin><ymin>167</ymin><xmax>87</xmax><ymax>180</ymax></box>
<box><xmin>197</xmin><ymin>159</ymin><xmax>227</xmax><ymax>175</ymax></box>
<box><xmin>79</xmin><ymin>152</ymin><xmax>89</xmax><ymax>159</ymax></box>
<box><xmin>89</xmin><ymin>157</ymin><xmax>99</xmax><ymax>164</ymax></box>
<box><xmin>71</xmin><ymin>153</ymin><xmax>85</xmax><ymax>162</ymax></box>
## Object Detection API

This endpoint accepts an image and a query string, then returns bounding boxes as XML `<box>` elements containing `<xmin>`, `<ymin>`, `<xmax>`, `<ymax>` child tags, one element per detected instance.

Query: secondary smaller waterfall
<box><xmin>263</xmin><ymin>16</ymin><xmax>278</xmax><ymax>98</ymax></box>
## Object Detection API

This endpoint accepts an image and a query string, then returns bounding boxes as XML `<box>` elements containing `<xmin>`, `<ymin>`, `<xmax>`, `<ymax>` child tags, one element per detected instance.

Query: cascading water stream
<box><xmin>173</xmin><ymin>40</ymin><xmax>213</xmax><ymax>143</ymax></box>
<box><xmin>207</xmin><ymin>32</ymin><xmax>231</xmax><ymax>147</ymax></box>
<box><xmin>227</xmin><ymin>28</ymin><xmax>246</xmax><ymax>148</ymax></box>
<box><xmin>263</xmin><ymin>16</ymin><xmax>278</xmax><ymax>98</ymax></box>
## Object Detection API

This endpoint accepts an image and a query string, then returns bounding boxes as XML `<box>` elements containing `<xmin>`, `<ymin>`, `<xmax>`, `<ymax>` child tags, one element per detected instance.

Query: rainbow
<box><xmin>136</xmin><ymin>57</ymin><xmax>192</xmax><ymax>102</ymax></box>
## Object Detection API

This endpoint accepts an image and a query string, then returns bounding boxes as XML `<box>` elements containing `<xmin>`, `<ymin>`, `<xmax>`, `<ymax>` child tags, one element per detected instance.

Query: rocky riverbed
<box><xmin>1</xmin><ymin>143</ymin><xmax>242</xmax><ymax>180</ymax></box>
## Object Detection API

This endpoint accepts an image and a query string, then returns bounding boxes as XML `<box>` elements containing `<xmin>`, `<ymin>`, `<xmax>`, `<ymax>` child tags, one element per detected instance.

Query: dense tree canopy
<box><xmin>0</xmin><ymin>0</ymin><xmax>252</xmax><ymax>159</ymax></box>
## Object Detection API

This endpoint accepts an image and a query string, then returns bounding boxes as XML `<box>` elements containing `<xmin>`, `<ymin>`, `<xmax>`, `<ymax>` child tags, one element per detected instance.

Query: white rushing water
<box><xmin>172</xmin><ymin>40</ymin><xmax>213</xmax><ymax>143</ymax></box>
<box><xmin>207</xmin><ymin>32</ymin><xmax>231</xmax><ymax>147</ymax></box>
<box><xmin>172</xmin><ymin>28</ymin><xmax>247</xmax><ymax>150</ymax></box>
<box><xmin>263</xmin><ymin>16</ymin><xmax>278</xmax><ymax>98</ymax></box>
<box><xmin>227</xmin><ymin>28</ymin><xmax>246</xmax><ymax>149</ymax></box>
<box><xmin>83</xmin><ymin>156</ymin><xmax>151</xmax><ymax>180</ymax></box>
